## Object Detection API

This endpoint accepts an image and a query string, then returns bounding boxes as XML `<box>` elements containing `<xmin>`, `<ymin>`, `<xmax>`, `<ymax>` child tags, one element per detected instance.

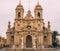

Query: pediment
<box><xmin>24</xmin><ymin>10</ymin><xmax>34</xmax><ymax>20</ymax></box>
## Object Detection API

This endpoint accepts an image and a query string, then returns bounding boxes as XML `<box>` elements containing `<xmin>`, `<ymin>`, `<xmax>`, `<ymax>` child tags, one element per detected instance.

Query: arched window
<box><xmin>38</xmin><ymin>12</ymin><xmax>40</xmax><ymax>17</ymax></box>
<box><xmin>11</xmin><ymin>36</ymin><xmax>14</xmax><ymax>41</ymax></box>
<box><xmin>11</xmin><ymin>36</ymin><xmax>14</xmax><ymax>44</ymax></box>
<box><xmin>18</xmin><ymin>12</ymin><xmax>20</xmax><ymax>17</ymax></box>
<box><xmin>44</xmin><ymin>36</ymin><xmax>47</xmax><ymax>41</ymax></box>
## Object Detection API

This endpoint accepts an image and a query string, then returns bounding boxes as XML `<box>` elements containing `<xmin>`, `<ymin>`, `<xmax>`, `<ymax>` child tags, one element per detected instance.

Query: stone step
<box><xmin>22</xmin><ymin>49</ymin><xmax>36</xmax><ymax>51</ymax></box>
<box><xmin>3</xmin><ymin>49</ymin><xmax>37</xmax><ymax>51</ymax></box>
<box><xmin>3</xmin><ymin>48</ymin><xmax>56</xmax><ymax>51</ymax></box>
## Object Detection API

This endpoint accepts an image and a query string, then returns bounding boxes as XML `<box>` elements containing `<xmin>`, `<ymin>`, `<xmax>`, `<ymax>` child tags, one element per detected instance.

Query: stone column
<box><xmin>21</xmin><ymin>37</ymin><xmax>23</xmax><ymax>49</ymax></box>
<box><xmin>23</xmin><ymin>34</ymin><xmax>26</xmax><ymax>48</ymax></box>
<box><xmin>40</xmin><ymin>33</ymin><xmax>44</xmax><ymax>48</ymax></box>
<box><xmin>33</xmin><ymin>36</ymin><xmax>36</xmax><ymax>49</ymax></box>
<box><xmin>38</xmin><ymin>34</ymin><xmax>42</xmax><ymax>48</ymax></box>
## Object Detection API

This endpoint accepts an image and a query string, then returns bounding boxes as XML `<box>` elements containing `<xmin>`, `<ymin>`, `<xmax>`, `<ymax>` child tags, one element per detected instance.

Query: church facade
<box><xmin>6</xmin><ymin>2</ymin><xmax>52</xmax><ymax>49</ymax></box>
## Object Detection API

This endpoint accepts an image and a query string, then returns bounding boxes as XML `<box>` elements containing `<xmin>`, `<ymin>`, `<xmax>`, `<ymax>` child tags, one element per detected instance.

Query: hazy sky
<box><xmin>0</xmin><ymin>0</ymin><xmax>60</xmax><ymax>39</ymax></box>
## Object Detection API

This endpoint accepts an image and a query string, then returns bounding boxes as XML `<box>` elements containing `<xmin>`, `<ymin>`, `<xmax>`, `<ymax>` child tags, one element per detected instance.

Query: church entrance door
<box><xmin>26</xmin><ymin>35</ymin><xmax>32</xmax><ymax>48</ymax></box>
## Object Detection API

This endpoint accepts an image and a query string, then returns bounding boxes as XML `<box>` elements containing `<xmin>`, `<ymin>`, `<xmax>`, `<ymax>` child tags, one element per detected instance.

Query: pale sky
<box><xmin>0</xmin><ymin>0</ymin><xmax>60</xmax><ymax>39</ymax></box>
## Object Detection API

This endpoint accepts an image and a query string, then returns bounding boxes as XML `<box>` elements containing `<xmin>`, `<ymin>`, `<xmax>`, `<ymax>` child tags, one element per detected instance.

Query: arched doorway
<box><xmin>26</xmin><ymin>35</ymin><xmax>32</xmax><ymax>48</ymax></box>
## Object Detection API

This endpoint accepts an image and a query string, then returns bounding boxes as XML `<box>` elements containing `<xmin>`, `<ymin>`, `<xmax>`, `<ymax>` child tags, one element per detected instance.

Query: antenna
<box><xmin>28</xmin><ymin>0</ymin><xmax>30</xmax><ymax>10</ymax></box>
<box><xmin>19</xmin><ymin>0</ymin><xmax>21</xmax><ymax>4</ymax></box>
<box><xmin>37</xmin><ymin>0</ymin><xmax>39</xmax><ymax>5</ymax></box>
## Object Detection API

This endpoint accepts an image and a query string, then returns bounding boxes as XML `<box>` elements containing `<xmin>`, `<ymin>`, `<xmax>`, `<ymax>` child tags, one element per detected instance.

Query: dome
<box><xmin>34</xmin><ymin>3</ymin><xmax>43</xmax><ymax>10</ymax></box>
<box><xmin>15</xmin><ymin>3</ymin><xmax>24</xmax><ymax>10</ymax></box>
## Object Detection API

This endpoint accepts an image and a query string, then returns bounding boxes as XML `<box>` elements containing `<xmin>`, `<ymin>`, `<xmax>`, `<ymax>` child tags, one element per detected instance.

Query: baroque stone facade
<box><xmin>0</xmin><ymin>36</ymin><xmax>6</xmax><ymax>47</ymax></box>
<box><xmin>6</xmin><ymin>2</ymin><xmax>52</xmax><ymax>48</ymax></box>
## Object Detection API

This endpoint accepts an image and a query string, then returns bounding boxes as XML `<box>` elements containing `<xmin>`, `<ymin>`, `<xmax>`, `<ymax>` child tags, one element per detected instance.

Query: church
<box><xmin>6</xmin><ymin>1</ymin><xmax>52</xmax><ymax>49</ymax></box>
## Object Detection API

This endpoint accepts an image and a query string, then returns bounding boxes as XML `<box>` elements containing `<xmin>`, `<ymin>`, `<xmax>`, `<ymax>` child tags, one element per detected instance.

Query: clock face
<box><xmin>38</xmin><ymin>20</ymin><xmax>40</xmax><ymax>23</ymax></box>
<box><xmin>18</xmin><ymin>21</ymin><xmax>20</xmax><ymax>26</ymax></box>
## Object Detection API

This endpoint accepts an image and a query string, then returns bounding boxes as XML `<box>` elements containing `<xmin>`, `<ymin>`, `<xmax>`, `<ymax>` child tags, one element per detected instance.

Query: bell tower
<box><xmin>34</xmin><ymin>1</ymin><xmax>43</xmax><ymax>19</ymax></box>
<box><xmin>15</xmin><ymin>0</ymin><xmax>24</xmax><ymax>19</ymax></box>
<box><xmin>14</xmin><ymin>0</ymin><xmax>24</xmax><ymax>30</ymax></box>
